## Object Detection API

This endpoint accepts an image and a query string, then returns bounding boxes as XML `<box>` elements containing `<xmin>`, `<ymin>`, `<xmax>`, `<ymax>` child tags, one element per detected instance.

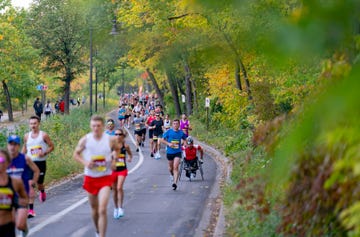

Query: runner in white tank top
<box><xmin>73</xmin><ymin>115</ymin><xmax>120</xmax><ymax>237</ymax></box>
<box><xmin>22</xmin><ymin>115</ymin><xmax>54</xmax><ymax>217</ymax></box>
<box><xmin>26</xmin><ymin>131</ymin><xmax>48</xmax><ymax>162</ymax></box>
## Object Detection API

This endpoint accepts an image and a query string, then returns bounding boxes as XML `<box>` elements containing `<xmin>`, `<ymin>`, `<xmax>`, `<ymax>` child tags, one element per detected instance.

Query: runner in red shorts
<box><xmin>73</xmin><ymin>115</ymin><xmax>120</xmax><ymax>237</ymax></box>
<box><xmin>111</xmin><ymin>128</ymin><xmax>132</xmax><ymax>219</ymax></box>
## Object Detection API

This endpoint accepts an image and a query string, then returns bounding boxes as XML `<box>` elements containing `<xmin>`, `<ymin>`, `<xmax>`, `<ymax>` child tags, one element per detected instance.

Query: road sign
<box><xmin>205</xmin><ymin>98</ymin><xmax>210</xmax><ymax>108</ymax></box>
<box><xmin>182</xmin><ymin>94</ymin><xmax>185</xmax><ymax>103</ymax></box>
<box><xmin>36</xmin><ymin>84</ymin><xmax>48</xmax><ymax>91</ymax></box>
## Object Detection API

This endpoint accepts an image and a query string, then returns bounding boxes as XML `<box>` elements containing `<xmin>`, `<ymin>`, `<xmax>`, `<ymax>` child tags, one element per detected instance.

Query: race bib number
<box><xmin>170</xmin><ymin>140</ymin><xmax>179</xmax><ymax>149</ymax></box>
<box><xmin>135</xmin><ymin>123</ymin><xmax>141</xmax><ymax>131</ymax></box>
<box><xmin>0</xmin><ymin>187</ymin><xmax>14</xmax><ymax>209</ymax></box>
<box><xmin>30</xmin><ymin>145</ymin><xmax>43</xmax><ymax>158</ymax></box>
<box><xmin>91</xmin><ymin>155</ymin><xmax>107</xmax><ymax>172</ymax></box>
<box><xmin>116</xmin><ymin>154</ymin><xmax>126</xmax><ymax>167</ymax></box>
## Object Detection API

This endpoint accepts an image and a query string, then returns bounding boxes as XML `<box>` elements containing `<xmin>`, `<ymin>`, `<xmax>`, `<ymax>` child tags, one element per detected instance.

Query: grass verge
<box><xmin>191</xmin><ymin>118</ymin><xmax>281</xmax><ymax>236</ymax></box>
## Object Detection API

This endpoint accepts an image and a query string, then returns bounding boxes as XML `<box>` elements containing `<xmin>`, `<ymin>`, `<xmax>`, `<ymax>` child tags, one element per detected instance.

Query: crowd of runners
<box><xmin>0</xmin><ymin>93</ymin><xmax>204</xmax><ymax>237</ymax></box>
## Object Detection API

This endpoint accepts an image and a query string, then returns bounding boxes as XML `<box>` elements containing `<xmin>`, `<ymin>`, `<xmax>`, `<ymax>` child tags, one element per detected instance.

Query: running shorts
<box><xmin>83</xmin><ymin>175</ymin><xmax>113</xmax><ymax>195</ymax></box>
<box><xmin>148</xmin><ymin>129</ymin><xmax>153</xmax><ymax>139</ymax></box>
<box><xmin>112</xmin><ymin>169</ymin><xmax>128</xmax><ymax>178</ymax></box>
<box><xmin>134</xmin><ymin>130</ymin><xmax>143</xmax><ymax>136</ymax></box>
<box><xmin>0</xmin><ymin>222</ymin><xmax>15</xmax><ymax>237</ymax></box>
<box><xmin>166</xmin><ymin>152</ymin><xmax>182</xmax><ymax>161</ymax></box>
<box><xmin>34</xmin><ymin>161</ymin><xmax>46</xmax><ymax>184</ymax></box>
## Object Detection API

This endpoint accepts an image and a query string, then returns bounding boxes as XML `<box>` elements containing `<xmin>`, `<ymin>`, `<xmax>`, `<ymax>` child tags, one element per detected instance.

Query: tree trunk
<box><xmin>176</xmin><ymin>79</ymin><xmax>185</xmax><ymax>96</ymax></box>
<box><xmin>166</xmin><ymin>70</ymin><xmax>181</xmax><ymax>117</ymax></box>
<box><xmin>238</xmin><ymin>59</ymin><xmax>252</xmax><ymax>100</ymax></box>
<box><xmin>190</xmin><ymin>78</ymin><xmax>198</xmax><ymax>114</ymax></box>
<box><xmin>183</xmin><ymin>59</ymin><xmax>193</xmax><ymax>115</ymax></box>
<box><xmin>2</xmin><ymin>80</ymin><xmax>14</xmax><ymax>122</ymax></box>
<box><xmin>146</xmin><ymin>68</ymin><xmax>164</xmax><ymax>106</ymax></box>
<box><xmin>235</xmin><ymin>60</ymin><xmax>242</xmax><ymax>90</ymax></box>
<box><xmin>222</xmin><ymin>31</ymin><xmax>252</xmax><ymax>100</ymax></box>
<box><xmin>64</xmin><ymin>79</ymin><xmax>71</xmax><ymax>114</ymax></box>
<box><xmin>103</xmin><ymin>79</ymin><xmax>106</xmax><ymax>109</ymax></box>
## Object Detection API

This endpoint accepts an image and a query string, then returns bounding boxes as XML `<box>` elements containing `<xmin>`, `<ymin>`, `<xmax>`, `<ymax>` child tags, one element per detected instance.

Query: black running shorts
<box><xmin>34</xmin><ymin>160</ymin><xmax>47</xmax><ymax>184</ymax></box>
<box><xmin>166</xmin><ymin>152</ymin><xmax>182</xmax><ymax>161</ymax></box>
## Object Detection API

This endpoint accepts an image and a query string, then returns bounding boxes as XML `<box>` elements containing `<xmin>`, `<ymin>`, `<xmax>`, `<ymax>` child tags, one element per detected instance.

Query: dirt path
<box><xmin>0</xmin><ymin>110</ymin><xmax>34</xmax><ymax>132</ymax></box>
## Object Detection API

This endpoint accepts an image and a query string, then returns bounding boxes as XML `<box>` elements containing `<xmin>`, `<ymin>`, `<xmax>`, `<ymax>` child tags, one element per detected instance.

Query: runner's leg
<box><xmin>173</xmin><ymin>157</ymin><xmax>181</xmax><ymax>185</ymax></box>
<box><xmin>97</xmin><ymin>186</ymin><xmax>111</xmax><ymax>237</ymax></box>
<box><xmin>112</xmin><ymin>180</ymin><xmax>118</xmax><ymax>209</ymax></box>
<box><xmin>168</xmin><ymin>160</ymin><xmax>174</xmax><ymax>176</ymax></box>
<box><xmin>88</xmin><ymin>193</ymin><xmax>99</xmax><ymax>234</ymax></box>
<box><xmin>28</xmin><ymin>180</ymin><xmax>35</xmax><ymax>207</ymax></box>
<box><xmin>116</xmin><ymin>176</ymin><xmax>126</xmax><ymax>208</ymax></box>
<box><xmin>15</xmin><ymin>208</ymin><xmax>28</xmax><ymax>231</ymax></box>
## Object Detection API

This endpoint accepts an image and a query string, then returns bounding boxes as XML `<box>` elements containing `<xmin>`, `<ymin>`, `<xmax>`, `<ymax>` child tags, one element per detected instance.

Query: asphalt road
<box><xmin>27</xmin><ymin>117</ymin><xmax>217</xmax><ymax>237</ymax></box>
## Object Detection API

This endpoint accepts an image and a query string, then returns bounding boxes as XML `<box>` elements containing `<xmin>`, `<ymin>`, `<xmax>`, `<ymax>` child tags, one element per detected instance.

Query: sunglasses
<box><xmin>115</xmin><ymin>133</ymin><xmax>124</xmax><ymax>136</ymax></box>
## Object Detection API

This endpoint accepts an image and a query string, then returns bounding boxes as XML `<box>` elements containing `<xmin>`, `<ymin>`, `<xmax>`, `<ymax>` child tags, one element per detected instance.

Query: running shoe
<box><xmin>190</xmin><ymin>173</ymin><xmax>195</xmax><ymax>180</ymax></box>
<box><xmin>170</xmin><ymin>175</ymin><xmax>174</xmax><ymax>184</ymax></box>
<box><xmin>117</xmin><ymin>208</ymin><xmax>124</xmax><ymax>218</ymax></box>
<box><xmin>39</xmin><ymin>191</ymin><xmax>46</xmax><ymax>202</ymax></box>
<box><xmin>22</xmin><ymin>228</ymin><xmax>29</xmax><ymax>237</ymax></box>
<box><xmin>136</xmin><ymin>148</ymin><xmax>139</xmax><ymax>152</ymax></box>
<box><xmin>172</xmin><ymin>183</ymin><xmax>177</xmax><ymax>190</ymax></box>
<box><xmin>28</xmin><ymin>209</ymin><xmax>36</xmax><ymax>218</ymax></box>
<box><xmin>95</xmin><ymin>232</ymin><xmax>99</xmax><ymax>237</ymax></box>
<box><xmin>150</xmin><ymin>153</ymin><xmax>154</xmax><ymax>157</ymax></box>
<box><xmin>113</xmin><ymin>208</ymin><xmax>118</xmax><ymax>219</ymax></box>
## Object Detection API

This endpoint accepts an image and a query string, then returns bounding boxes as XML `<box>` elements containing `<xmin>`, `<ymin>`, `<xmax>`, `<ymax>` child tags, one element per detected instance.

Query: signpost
<box><xmin>36</xmin><ymin>84</ymin><xmax>48</xmax><ymax>106</ymax></box>
<box><xmin>205</xmin><ymin>97</ymin><xmax>210</xmax><ymax>130</ymax></box>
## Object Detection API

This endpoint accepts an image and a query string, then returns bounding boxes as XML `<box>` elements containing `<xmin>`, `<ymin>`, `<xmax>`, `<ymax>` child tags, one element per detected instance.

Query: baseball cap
<box><xmin>7</xmin><ymin>135</ymin><xmax>21</xmax><ymax>144</ymax></box>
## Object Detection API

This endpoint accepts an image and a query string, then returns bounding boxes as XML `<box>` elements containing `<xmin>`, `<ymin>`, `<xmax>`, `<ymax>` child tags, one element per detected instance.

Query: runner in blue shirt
<box><xmin>161</xmin><ymin>119</ymin><xmax>187</xmax><ymax>190</ymax></box>
<box><xmin>118</xmin><ymin>104</ymin><xmax>126</xmax><ymax>128</ymax></box>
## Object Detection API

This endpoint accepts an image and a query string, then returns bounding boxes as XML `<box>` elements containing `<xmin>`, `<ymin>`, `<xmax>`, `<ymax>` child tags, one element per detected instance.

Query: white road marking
<box><xmin>28</xmin><ymin>128</ymin><xmax>144</xmax><ymax>236</ymax></box>
<box><xmin>69</xmin><ymin>224</ymin><xmax>92</xmax><ymax>237</ymax></box>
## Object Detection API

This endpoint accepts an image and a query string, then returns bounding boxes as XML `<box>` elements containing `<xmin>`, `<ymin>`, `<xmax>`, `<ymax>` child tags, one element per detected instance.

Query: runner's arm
<box><xmin>26</xmin><ymin>156</ymin><xmax>40</xmax><ymax>184</ymax></box>
<box><xmin>125</xmin><ymin>144</ymin><xmax>133</xmax><ymax>162</ymax></box>
<box><xmin>73</xmin><ymin>136</ymin><xmax>92</xmax><ymax>168</ymax></box>
<box><xmin>110</xmin><ymin>138</ymin><xmax>121</xmax><ymax>170</ymax></box>
<box><xmin>42</xmin><ymin>132</ymin><xmax>54</xmax><ymax>157</ymax></box>
<box><xmin>198</xmin><ymin>146</ymin><xmax>204</xmax><ymax>160</ymax></box>
<box><xmin>21</xmin><ymin>133</ymin><xmax>28</xmax><ymax>154</ymax></box>
<box><xmin>160</xmin><ymin>135</ymin><xmax>171</xmax><ymax>147</ymax></box>
<box><xmin>12</xmin><ymin>178</ymin><xmax>28</xmax><ymax>207</ymax></box>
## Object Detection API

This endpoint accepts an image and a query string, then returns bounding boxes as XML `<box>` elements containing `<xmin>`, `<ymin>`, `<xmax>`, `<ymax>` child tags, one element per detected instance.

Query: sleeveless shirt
<box><xmin>0</xmin><ymin>176</ymin><xmax>15</xmax><ymax>211</ymax></box>
<box><xmin>26</xmin><ymin>131</ymin><xmax>49</xmax><ymax>162</ymax></box>
<box><xmin>7</xmin><ymin>153</ymin><xmax>30</xmax><ymax>194</ymax></box>
<box><xmin>83</xmin><ymin>132</ymin><xmax>112</xmax><ymax>177</ymax></box>
<box><xmin>115</xmin><ymin>145</ymin><xmax>127</xmax><ymax>172</ymax></box>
